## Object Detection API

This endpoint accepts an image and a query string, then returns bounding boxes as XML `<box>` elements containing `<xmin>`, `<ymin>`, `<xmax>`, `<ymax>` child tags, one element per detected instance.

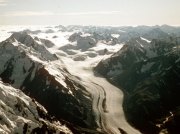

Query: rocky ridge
<box><xmin>94</xmin><ymin>36</ymin><xmax>180</xmax><ymax>133</ymax></box>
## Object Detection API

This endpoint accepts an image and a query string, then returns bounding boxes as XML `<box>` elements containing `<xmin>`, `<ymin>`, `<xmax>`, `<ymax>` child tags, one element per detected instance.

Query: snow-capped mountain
<box><xmin>0</xmin><ymin>31</ymin><xmax>98</xmax><ymax>133</ymax></box>
<box><xmin>94</xmin><ymin>36</ymin><xmax>180</xmax><ymax>133</ymax></box>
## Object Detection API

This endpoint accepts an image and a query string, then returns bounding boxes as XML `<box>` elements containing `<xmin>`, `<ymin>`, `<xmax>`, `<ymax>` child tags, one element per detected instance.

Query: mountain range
<box><xmin>0</xmin><ymin>25</ymin><xmax>180</xmax><ymax>134</ymax></box>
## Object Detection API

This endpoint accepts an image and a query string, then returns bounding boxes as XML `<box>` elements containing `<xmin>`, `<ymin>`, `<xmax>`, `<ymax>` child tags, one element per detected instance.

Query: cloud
<box><xmin>58</xmin><ymin>11</ymin><xmax>124</xmax><ymax>16</ymax></box>
<box><xmin>0</xmin><ymin>0</ymin><xmax>7</xmax><ymax>6</ymax></box>
<box><xmin>1</xmin><ymin>10</ymin><xmax>126</xmax><ymax>17</ymax></box>
<box><xmin>1</xmin><ymin>11</ymin><xmax>54</xmax><ymax>16</ymax></box>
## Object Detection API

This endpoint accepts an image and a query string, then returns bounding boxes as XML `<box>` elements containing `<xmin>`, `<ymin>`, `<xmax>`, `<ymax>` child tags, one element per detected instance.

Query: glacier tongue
<box><xmin>61</xmin><ymin>56</ymin><xmax>140</xmax><ymax>134</ymax></box>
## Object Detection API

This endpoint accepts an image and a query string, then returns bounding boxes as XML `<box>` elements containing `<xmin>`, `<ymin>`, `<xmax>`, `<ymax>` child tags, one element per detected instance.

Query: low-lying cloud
<box><xmin>0</xmin><ymin>0</ymin><xmax>7</xmax><ymax>6</ymax></box>
<box><xmin>1</xmin><ymin>10</ymin><xmax>126</xmax><ymax>17</ymax></box>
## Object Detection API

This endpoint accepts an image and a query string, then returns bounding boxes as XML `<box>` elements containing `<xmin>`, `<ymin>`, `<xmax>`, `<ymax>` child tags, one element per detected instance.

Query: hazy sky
<box><xmin>0</xmin><ymin>0</ymin><xmax>180</xmax><ymax>26</ymax></box>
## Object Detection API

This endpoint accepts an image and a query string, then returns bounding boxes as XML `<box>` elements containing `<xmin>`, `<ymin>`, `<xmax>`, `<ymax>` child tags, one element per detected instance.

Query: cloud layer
<box><xmin>1</xmin><ymin>10</ymin><xmax>125</xmax><ymax>17</ymax></box>
<box><xmin>0</xmin><ymin>0</ymin><xmax>7</xmax><ymax>6</ymax></box>
<box><xmin>2</xmin><ymin>11</ymin><xmax>54</xmax><ymax>16</ymax></box>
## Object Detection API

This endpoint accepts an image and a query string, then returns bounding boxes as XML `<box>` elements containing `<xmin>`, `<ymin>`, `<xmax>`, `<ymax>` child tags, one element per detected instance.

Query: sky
<box><xmin>0</xmin><ymin>0</ymin><xmax>180</xmax><ymax>26</ymax></box>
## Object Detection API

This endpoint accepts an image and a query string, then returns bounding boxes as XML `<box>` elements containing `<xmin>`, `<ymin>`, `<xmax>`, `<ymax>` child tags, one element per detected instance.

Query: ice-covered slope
<box><xmin>0</xmin><ymin>81</ymin><xmax>72</xmax><ymax>134</ymax></box>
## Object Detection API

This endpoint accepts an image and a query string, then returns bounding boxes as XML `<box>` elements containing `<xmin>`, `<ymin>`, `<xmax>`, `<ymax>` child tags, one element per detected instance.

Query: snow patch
<box><xmin>111</xmin><ymin>34</ymin><xmax>120</xmax><ymax>38</ymax></box>
<box><xmin>140</xmin><ymin>37</ymin><xmax>151</xmax><ymax>43</ymax></box>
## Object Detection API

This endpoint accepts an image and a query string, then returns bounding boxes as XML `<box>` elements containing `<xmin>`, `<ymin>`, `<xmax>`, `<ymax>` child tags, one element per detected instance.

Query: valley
<box><xmin>0</xmin><ymin>25</ymin><xmax>180</xmax><ymax>134</ymax></box>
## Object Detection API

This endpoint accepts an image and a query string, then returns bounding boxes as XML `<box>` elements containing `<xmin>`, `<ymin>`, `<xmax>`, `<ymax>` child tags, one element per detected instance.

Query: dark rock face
<box><xmin>21</xmin><ymin>67</ymin><xmax>95</xmax><ymax>128</ymax></box>
<box><xmin>94</xmin><ymin>37</ymin><xmax>180</xmax><ymax>133</ymax></box>
<box><xmin>143</xmin><ymin>28</ymin><xmax>170</xmax><ymax>40</ymax></box>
